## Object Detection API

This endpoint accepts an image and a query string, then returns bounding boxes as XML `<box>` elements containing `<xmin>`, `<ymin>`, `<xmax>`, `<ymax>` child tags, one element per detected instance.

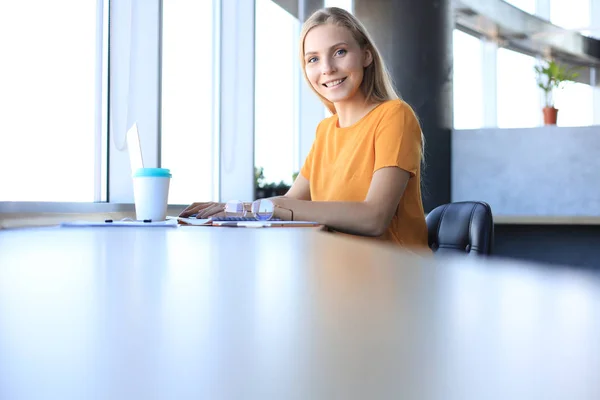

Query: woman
<box><xmin>181</xmin><ymin>7</ymin><xmax>428</xmax><ymax>249</ymax></box>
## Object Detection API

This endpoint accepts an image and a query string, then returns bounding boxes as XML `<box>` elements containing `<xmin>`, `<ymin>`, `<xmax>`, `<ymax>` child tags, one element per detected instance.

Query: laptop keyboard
<box><xmin>211</xmin><ymin>216</ymin><xmax>281</xmax><ymax>221</ymax></box>
<box><xmin>186</xmin><ymin>215</ymin><xmax>282</xmax><ymax>221</ymax></box>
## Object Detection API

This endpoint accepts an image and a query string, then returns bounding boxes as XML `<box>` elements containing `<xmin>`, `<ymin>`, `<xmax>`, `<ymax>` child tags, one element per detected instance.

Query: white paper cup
<box><xmin>132</xmin><ymin>168</ymin><xmax>172</xmax><ymax>221</ymax></box>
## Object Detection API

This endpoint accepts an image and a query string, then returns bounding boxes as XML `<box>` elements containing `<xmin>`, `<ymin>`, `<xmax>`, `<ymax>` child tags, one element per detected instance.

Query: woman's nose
<box><xmin>321</xmin><ymin>58</ymin><xmax>336</xmax><ymax>75</ymax></box>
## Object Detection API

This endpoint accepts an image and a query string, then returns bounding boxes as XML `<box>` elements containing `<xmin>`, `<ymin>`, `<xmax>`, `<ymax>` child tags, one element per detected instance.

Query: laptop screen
<box><xmin>126</xmin><ymin>123</ymin><xmax>144</xmax><ymax>174</ymax></box>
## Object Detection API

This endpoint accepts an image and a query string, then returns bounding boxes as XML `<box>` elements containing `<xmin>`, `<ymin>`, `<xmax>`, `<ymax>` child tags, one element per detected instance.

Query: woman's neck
<box><xmin>334</xmin><ymin>94</ymin><xmax>379</xmax><ymax>128</ymax></box>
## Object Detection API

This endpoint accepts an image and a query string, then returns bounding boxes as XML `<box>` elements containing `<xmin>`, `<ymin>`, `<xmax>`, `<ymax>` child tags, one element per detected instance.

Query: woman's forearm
<box><xmin>272</xmin><ymin>197</ymin><xmax>387</xmax><ymax>237</ymax></box>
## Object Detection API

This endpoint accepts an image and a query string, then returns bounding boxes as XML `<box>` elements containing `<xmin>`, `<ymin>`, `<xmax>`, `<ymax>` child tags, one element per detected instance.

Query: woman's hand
<box><xmin>179</xmin><ymin>202</ymin><xmax>226</xmax><ymax>219</ymax></box>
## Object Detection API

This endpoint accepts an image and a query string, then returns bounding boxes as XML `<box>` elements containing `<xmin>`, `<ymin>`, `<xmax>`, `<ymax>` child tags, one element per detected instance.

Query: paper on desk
<box><xmin>166</xmin><ymin>216</ymin><xmax>212</xmax><ymax>226</ymax></box>
<box><xmin>61</xmin><ymin>219</ymin><xmax>178</xmax><ymax>227</ymax></box>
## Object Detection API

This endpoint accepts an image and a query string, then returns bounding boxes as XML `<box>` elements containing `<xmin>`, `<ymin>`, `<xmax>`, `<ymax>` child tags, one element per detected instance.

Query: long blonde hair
<box><xmin>299</xmin><ymin>7</ymin><xmax>425</xmax><ymax>161</ymax></box>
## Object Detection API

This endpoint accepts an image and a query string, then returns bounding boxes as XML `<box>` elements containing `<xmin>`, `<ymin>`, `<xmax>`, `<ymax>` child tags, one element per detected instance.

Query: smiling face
<box><xmin>303</xmin><ymin>23</ymin><xmax>372</xmax><ymax>107</ymax></box>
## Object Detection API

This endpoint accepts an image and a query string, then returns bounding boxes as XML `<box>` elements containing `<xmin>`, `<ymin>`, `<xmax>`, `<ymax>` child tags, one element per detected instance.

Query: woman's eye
<box><xmin>335</xmin><ymin>49</ymin><xmax>346</xmax><ymax>56</ymax></box>
<box><xmin>308</xmin><ymin>57</ymin><xmax>318</xmax><ymax>63</ymax></box>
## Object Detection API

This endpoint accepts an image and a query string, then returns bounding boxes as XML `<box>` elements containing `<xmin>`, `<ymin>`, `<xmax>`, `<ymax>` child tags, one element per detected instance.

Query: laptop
<box><xmin>126</xmin><ymin>123</ymin><xmax>144</xmax><ymax>174</ymax></box>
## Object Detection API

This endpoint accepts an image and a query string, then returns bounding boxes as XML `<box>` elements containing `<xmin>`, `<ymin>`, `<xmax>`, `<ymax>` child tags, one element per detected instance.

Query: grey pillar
<box><xmin>299</xmin><ymin>0</ymin><xmax>323</xmax><ymax>20</ymax></box>
<box><xmin>355</xmin><ymin>0</ymin><xmax>453</xmax><ymax>212</ymax></box>
<box><xmin>272</xmin><ymin>0</ymin><xmax>323</xmax><ymax>20</ymax></box>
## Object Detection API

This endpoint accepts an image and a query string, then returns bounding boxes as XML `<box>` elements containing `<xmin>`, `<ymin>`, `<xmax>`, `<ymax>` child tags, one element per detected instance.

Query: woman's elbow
<box><xmin>369</xmin><ymin>223</ymin><xmax>388</xmax><ymax>237</ymax></box>
<box><xmin>364</xmin><ymin>210</ymin><xmax>391</xmax><ymax>237</ymax></box>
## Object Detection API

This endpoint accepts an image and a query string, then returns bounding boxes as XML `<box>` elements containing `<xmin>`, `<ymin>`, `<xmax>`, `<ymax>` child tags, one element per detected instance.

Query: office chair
<box><xmin>426</xmin><ymin>201</ymin><xmax>494</xmax><ymax>256</ymax></box>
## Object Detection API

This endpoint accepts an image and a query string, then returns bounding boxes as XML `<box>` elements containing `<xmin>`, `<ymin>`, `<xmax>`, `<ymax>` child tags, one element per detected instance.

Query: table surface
<box><xmin>1</xmin><ymin>226</ymin><xmax>599</xmax><ymax>400</ymax></box>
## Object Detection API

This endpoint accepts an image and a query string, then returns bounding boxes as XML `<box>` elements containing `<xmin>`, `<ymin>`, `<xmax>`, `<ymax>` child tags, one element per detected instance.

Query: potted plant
<box><xmin>534</xmin><ymin>59</ymin><xmax>579</xmax><ymax>125</ymax></box>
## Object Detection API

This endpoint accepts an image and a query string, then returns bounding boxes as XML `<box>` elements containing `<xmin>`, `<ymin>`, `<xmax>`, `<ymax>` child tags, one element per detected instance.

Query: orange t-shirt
<box><xmin>300</xmin><ymin>99</ymin><xmax>428</xmax><ymax>249</ymax></box>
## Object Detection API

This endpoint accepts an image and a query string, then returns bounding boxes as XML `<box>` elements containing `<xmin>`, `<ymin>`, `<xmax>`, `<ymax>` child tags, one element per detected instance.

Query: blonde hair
<box><xmin>299</xmin><ymin>7</ymin><xmax>425</xmax><ymax>161</ymax></box>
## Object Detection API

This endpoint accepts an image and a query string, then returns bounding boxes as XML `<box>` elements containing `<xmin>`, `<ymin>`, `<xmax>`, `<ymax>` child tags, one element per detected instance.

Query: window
<box><xmin>504</xmin><ymin>0</ymin><xmax>536</xmax><ymax>14</ymax></box>
<box><xmin>254</xmin><ymin>0</ymin><xmax>300</xmax><ymax>193</ymax></box>
<box><xmin>554</xmin><ymin>82</ymin><xmax>594</xmax><ymax>127</ymax></box>
<box><xmin>551</xmin><ymin>0</ymin><xmax>591</xmax><ymax>34</ymax></box>
<box><xmin>161</xmin><ymin>0</ymin><xmax>215</xmax><ymax>204</ymax></box>
<box><xmin>496</xmin><ymin>49</ymin><xmax>540</xmax><ymax>128</ymax></box>
<box><xmin>544</xmin><ymin>0</ymin><xmax>594</xmax><ymax>126</ymax></box>
<box><xmin>452</xmin><ymin>30</ymin><xmax>484</xmax><ymax>129</ymax></box>
<box><xmin>0</xmin><ymin>1</ymin><xmax>101</xmax><ymax>201</ymax></box>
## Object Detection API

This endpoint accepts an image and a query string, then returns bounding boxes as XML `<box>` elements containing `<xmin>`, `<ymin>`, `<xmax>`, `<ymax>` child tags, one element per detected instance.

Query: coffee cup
<box><xmin>132</xmin><ymin>168</ymin><xmax>172</xmax><ymax>221</ymax></box>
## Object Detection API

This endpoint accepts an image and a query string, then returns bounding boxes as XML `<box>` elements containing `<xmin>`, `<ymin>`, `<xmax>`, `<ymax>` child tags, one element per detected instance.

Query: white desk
<box><xmin>1</xmin><ymin>226</ymin><xmax>599</xmax><ymax>399</ymax></box>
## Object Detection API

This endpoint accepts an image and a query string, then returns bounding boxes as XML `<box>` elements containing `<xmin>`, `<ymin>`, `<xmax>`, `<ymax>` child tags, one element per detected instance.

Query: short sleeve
<box><xmin>373</xmin><ymin>104</ymin><xmax>422</xmax><ymax>177</ymax></box>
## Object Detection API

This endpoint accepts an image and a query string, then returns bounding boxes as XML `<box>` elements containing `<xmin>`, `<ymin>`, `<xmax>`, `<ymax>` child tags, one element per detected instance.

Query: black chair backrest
<box><xmin>426</xmin><ymin>201</ymin><xmax>494</xmax><ymax>256</ymax></box>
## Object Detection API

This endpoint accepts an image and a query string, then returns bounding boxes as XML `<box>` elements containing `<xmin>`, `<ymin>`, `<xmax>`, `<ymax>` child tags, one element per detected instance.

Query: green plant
<box><xmin>255</xmin><ymin>167</ymin><xmax>299</xmax><ymax>189</ymax></box>
<box><xmin>254</xmin><ymin>167</ymin><xmax>298</xmax><ymax>199</ymax></box>
<box><xmin>534</xmin><ymin>60</ymin><xmax>579</xmax><ymax>108</ymax></box>
<box><xmin>255</xmin><ymin>166</ymin><xmax>265</xmax><ymax>189</ymax></box>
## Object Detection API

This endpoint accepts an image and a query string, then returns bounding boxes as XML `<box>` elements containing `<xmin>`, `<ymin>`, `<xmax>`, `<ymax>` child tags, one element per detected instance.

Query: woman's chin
<box><xmin>320</xmin><ymin>92</ymin><xmax>351</xmax><ymax>105</ymax></box>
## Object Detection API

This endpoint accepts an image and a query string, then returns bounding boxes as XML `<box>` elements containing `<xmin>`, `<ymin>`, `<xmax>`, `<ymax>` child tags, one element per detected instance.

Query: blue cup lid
<box><xmin>133</xmin><ymin>168</ymin><xmax>172</xmax><ymax>178</ymax></box>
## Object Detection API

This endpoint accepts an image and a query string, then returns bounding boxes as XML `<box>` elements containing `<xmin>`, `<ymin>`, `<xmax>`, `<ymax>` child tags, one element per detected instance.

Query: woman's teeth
<box><xmin>324</xmin><ymin>78</ymin><xmax>346</xmax><ymax>87</ymax></box>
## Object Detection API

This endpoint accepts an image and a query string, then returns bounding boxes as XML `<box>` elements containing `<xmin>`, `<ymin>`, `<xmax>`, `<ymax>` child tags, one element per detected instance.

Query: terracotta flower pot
<box><xmin>543</xmin><ymin>106</ymin><xmax>558</xmax><ymax>125</ymax></box>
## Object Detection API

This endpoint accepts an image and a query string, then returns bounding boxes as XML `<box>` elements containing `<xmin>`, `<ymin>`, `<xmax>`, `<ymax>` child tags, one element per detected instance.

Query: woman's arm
<box><xmin>280</xmin><ymin>174</ymin><xmax>311</xmax><ymax>200</ymax></box>
<box><xmin>181</xmin><ymin>174</ymin><xmax>312</xmax><ymax>218</ymax></box>
<box><xmin>272</xmin><ymin>166</ymin><xmax>410</xmax><ymax>236</ymax></box>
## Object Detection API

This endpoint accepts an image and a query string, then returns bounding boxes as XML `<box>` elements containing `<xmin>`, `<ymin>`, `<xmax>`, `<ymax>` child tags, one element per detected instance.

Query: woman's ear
<box><xmin>363</xmin><ymin>49</ymin><xmax>373</xmax><ymax>68</ymax></box>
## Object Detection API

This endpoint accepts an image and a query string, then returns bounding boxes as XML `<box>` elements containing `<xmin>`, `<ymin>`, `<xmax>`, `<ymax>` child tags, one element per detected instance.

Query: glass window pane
<box><xmin>554</xmin><ymin>82</ymin><xmax>594</xmax><ymax>127</ymax></box>
<box><xmin>551</xmin><ymin>0</ymin><xmax>590</xmax><ymax>32</ymax></box>
<box><xmin>0</xmin><ymin>1</ymin><xmax>98</xmax><ymax>201</ymax></box>
<box><xmin>254</xmin><ymin>0</ymin><xmax>299</xmax><ymax>198</ymax></box>
<box><xmin>504</xmin><ymin>0</ymin><xmax>536</xmax><ymax>14</ymax></box>
<box><xmin>452</xmin><ymin>30</ymin><xmax>484</xmax><ymax>129</ymax></box>
<box><xmin>497</xmin><ymin>49</ymin><xmax>540</xmax><ymax>128</ymax></box>
<box><xmin>161</xmin><ymin>0</ymin><xmax>215</xmax><ymax>204</ymax></box>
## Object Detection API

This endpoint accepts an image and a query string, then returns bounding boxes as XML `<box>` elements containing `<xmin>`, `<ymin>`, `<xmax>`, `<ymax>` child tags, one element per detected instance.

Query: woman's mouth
<box><xmin>322</xmin><ymin>77</ymin><xmax>347</xmax><ymax>88</ymax></box>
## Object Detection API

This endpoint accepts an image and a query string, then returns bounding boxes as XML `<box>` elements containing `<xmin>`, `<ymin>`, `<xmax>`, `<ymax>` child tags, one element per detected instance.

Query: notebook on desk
<box><xmin>167</xmin><ymin>216</ymin><xmax>212</xmax><ymax>226</ymax></box>
<box><xmin>61</xmin><ymin>219</ymin><xmax>178</xmax><ymax>227</ymax></box>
